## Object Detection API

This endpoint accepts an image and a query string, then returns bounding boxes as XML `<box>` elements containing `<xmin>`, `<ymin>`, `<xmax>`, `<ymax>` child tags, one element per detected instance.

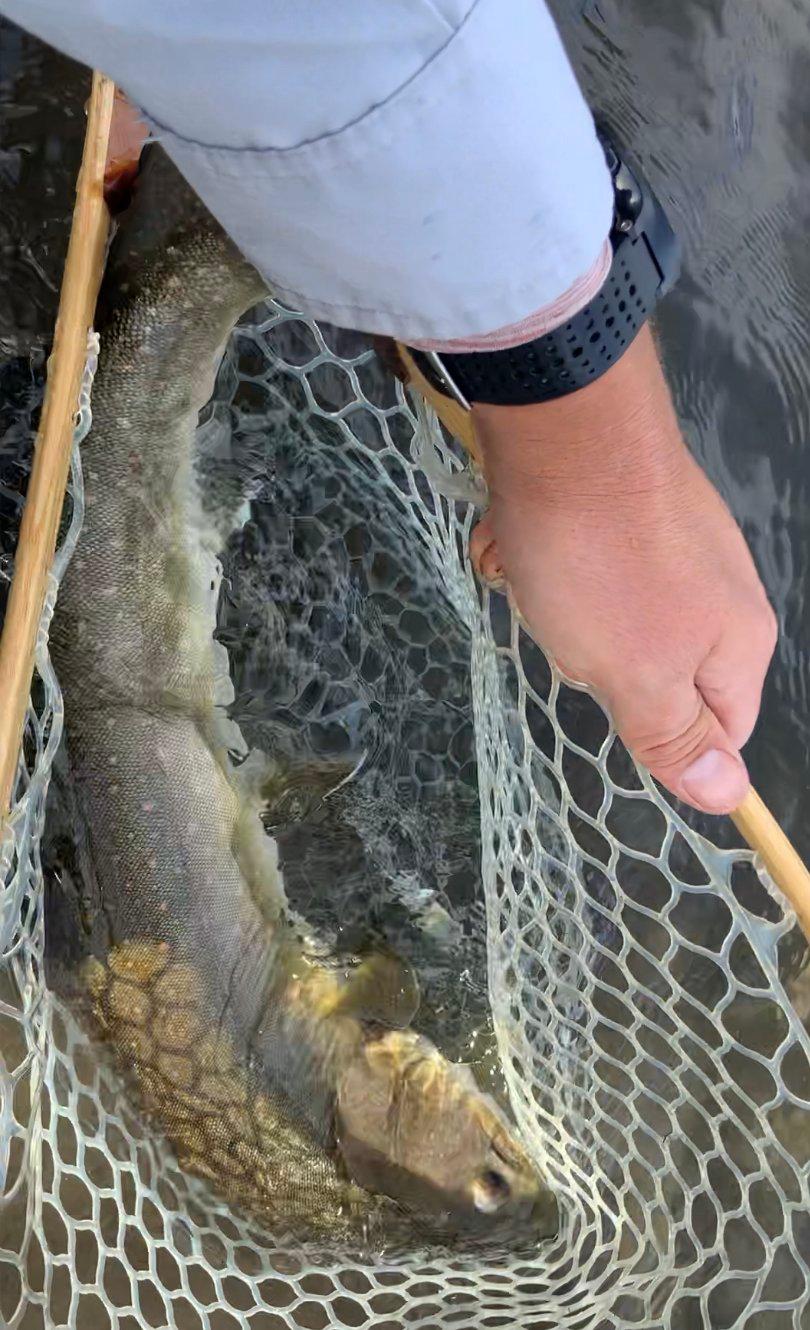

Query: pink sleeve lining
<box><xmin>409</xmin><ymin>239</ymin><xmax>611</xmax><ymax>354</ymax></box>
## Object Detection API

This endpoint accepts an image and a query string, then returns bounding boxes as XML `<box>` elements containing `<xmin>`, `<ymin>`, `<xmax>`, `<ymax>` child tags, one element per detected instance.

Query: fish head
<box><xmin>335</xmin><ymin>1030</ymin><xmax>558</xmax><ymax>1240</ymax></box>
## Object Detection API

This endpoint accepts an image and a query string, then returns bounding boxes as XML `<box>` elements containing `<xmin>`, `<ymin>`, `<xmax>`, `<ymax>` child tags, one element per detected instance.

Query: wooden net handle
<box><xmin>396</xmin><ymin>342</ymin><xmax>810</xmax><ymax>942</ymax></box>
<box><xmin>731</xmin><ymin>792</ymin><xmax>810</xmax><ymax>941</ymax></box>
<box><xmin>0</xmin><ymin>72</ymin><xmax>115</xmax><ymax>819</ymax></box>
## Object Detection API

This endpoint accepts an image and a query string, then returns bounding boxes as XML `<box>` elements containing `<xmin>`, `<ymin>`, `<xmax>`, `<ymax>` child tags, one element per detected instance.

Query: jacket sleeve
<box><xmin>1</xmin><ymin>0</ymin><xmax>614</xmax><ymax>342</ymax></box>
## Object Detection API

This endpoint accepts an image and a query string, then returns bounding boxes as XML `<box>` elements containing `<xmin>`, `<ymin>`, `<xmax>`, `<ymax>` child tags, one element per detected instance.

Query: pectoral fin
<box><xmin>242</xmin><ymin>749</ymin><xmax>365</xmax><ymax>830</ymax></box>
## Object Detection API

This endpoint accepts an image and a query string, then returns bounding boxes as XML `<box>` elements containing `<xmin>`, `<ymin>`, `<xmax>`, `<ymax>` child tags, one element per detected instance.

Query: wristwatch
<box><xmin>407</xmin><ymin>126</ymin><xmax>681</xmax><ymax>409</ymax></box>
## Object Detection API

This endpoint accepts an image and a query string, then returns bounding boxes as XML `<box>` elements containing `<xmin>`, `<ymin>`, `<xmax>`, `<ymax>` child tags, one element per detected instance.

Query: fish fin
<box><xmin>237</xmin><ymin>748</ymin><xmax>365</xmax><ymax>830</ymax></box>
<box><xmin>331</xmin><ymin>951</ymin><xmax>420</xmax><ymax>1029</ymax></box>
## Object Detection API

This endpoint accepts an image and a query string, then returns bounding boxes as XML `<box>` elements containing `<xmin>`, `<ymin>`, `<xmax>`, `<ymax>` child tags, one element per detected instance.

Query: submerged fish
<box><xmin>47</xmin><ymin>145</ymin><xmax>557</xmax><ymax>1244</ymax></box>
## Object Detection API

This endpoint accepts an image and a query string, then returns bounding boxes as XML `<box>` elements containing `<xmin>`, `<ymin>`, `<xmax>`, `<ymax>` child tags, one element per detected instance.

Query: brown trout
<box><xmin>47</xmin><ymin>145</ymin><xmax>557</xmax><ymax>1244</ymax></box>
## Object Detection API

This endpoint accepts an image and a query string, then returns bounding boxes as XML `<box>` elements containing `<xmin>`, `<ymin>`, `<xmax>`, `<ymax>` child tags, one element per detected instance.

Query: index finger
<box><xmin>104</xmin><ymin>91</ymin><xmax>149</xmax><ymax>211</ymax></box>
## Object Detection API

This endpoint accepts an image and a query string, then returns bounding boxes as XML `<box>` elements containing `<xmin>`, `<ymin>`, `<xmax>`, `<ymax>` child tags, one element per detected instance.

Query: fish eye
<box><xmin>472</xmin><ymin>1167</ymin><xmax>512</xmax><ymax>1214</ymax></box>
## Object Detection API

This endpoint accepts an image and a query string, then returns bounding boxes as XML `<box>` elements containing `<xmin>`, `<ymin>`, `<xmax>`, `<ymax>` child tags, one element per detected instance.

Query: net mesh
<box><xmin>1</xmin><ymin>304</ymin><xmax>809</xmax><ymax>1329</ymax></box>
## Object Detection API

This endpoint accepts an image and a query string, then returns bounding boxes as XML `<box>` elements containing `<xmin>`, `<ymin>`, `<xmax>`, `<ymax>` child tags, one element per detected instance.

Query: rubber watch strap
<box><xmin>409</xmin><ymin>128</ymin><xmax>681</xmax><ymax>408</ymax></box>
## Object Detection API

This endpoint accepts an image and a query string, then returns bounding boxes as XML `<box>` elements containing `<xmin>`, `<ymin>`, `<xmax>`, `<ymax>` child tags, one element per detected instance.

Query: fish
<box><xmin>47</xmin><ymin>143</ymin><xmax>557</xmax><ymax>1245</ymax></box>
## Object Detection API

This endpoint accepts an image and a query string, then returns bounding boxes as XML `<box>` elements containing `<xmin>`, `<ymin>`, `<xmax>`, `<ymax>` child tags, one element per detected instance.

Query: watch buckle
<box><xmin>421</xmin><ymin>351</ymin><xmax>472</xmax><ymax>413</ymax></box>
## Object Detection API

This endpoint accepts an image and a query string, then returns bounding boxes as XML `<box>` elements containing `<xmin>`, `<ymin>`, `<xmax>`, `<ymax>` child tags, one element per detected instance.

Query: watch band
<box><xmin>408</xmin><ymin>127</ymin><xmax>681</xmax><ymax>409</ymax></box>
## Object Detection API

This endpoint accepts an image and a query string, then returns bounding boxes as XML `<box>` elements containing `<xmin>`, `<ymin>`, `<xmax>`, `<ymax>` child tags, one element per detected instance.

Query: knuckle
<box><xmin>469</xmin><ymin>529</ymin><xmax>495</xmax><ymax>575</ymax></box>
<box><xmin>745</xmin><ymin>590</ymin><xmax>778</xmax><ymax>653</ymax></box>
<box><xmin>741</xmin><ymin>602</ymin><xmax>778</xmax><ymax>675</ymax></box>
<box><xmin>470</xmin><ymin>515</ymin><xmax>495</xmax><ymax>550</ymax></box>
<box><xmin>761</xmin><ymin>603</ymin><xmax>779</xmax><ymax>655</ymax></box>
<box><xmin>468</xmin><ymin>527</ymin><xmax>487</xmax><ymax>560</ymax></box>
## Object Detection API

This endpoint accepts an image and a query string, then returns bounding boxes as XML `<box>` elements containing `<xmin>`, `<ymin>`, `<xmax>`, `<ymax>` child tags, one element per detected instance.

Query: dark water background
<box><xmin>1</xmin><ymin>1</ymin><xmax>808</xmax><ymax>858</ymax></box>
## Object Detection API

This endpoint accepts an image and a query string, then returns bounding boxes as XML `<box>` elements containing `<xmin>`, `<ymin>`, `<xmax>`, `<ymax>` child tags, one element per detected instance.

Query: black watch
<box><xmin>408</xmin><ymin>126</ymin><xmax>681</xmax><ymax>408</ymax></box>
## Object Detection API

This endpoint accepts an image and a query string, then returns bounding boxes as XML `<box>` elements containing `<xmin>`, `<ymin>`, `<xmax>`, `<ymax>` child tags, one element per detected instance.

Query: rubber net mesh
<box><xmin>1</xmin><ymin>305</ymin><xmax>809</xmax><ymax>1329</ymax></box>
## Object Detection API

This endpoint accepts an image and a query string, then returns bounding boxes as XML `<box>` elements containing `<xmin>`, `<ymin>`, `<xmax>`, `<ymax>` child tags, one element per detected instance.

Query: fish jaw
<box><xmin>334</xmin><ymin>1029</ymin><xmax>559</xmax><ymax>1239</ymax></box>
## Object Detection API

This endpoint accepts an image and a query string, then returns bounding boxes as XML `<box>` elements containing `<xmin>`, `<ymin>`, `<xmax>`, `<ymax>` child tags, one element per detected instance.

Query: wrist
<box><xmin>472</xmin><ymin>326</ymin><xmax>688</xmax><ymax>507</ymax></box>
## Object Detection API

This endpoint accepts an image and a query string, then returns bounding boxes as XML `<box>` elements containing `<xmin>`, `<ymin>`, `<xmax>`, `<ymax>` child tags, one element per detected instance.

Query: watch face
<box><xmin>612</xmin><ymin>161</ymin><xmax>643</xmax><ymax>230</ymax></box>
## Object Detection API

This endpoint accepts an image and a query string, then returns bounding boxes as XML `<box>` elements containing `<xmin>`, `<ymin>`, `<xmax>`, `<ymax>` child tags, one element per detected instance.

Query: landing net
<box><xmin>1</xmin><ymin>305</ymin><xmax>808</xmax><ymax>1329</ymax></box>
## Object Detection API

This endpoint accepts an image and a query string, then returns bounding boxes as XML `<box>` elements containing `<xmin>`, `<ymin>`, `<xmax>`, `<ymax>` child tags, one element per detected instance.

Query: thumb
<box><xmin>608</xmin><ymin>679</ymin><xmax>750</xmax><ymax>815</ymax></box>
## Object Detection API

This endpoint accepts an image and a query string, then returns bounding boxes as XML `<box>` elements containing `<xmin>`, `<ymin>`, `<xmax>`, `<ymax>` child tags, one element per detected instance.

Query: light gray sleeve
<box><xmin>2</xmin><ymin>0</ymin><xmax>614</xmax><ymax>341</ymax></box>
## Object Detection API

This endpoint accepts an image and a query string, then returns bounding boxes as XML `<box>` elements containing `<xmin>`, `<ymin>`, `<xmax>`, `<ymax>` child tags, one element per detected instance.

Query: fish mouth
<box><xmin>466</xmin><ymin>1182</ymin><xmax>559</xmax><ymax>1242</ymax></box>
<box><xmin>421</xmin><ymin>1188</ymin><xmax>561</xmax><ymax>1255</ymax></box>
<box><xmin>336</xmin><ymin>1132</ymin><xmax>559</xmax><ymax>1244</ymax></box>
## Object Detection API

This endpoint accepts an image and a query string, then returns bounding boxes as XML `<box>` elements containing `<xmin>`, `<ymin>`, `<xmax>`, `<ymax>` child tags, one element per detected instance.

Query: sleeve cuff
<box><xmin>408</xmin><ymin>240</ymin><xmax>612</xmax><ymax>352</ymax></box>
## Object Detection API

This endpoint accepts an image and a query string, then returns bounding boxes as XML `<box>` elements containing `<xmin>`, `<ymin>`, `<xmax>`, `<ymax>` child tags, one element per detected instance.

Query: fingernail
<box><xmin>680</xmin><ymin>749</ymin><xmax>749</xmax><ymax>812</ymax></box>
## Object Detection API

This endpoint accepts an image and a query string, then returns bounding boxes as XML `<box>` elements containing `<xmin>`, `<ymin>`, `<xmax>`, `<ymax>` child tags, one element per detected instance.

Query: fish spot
<box><xmin>108</xmin><ymin>941</ymin><xmax>169</xmax><ymax>983</ymax></box>
<box><xmin>107</xmin><ymin>981</ymin><xmax>151</xmax><ymax>1026</ymax></box>
<box><xmin>156</xmin><ymin>1052</ymin><xmax>195</xmax><ymax>1088</ymax></box>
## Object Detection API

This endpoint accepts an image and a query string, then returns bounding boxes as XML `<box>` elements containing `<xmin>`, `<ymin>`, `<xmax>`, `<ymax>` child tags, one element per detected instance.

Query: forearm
<box><xmin>472</xmin><ymin>326</ymin><xmax>687</xmax><ymax>504</ymax></box>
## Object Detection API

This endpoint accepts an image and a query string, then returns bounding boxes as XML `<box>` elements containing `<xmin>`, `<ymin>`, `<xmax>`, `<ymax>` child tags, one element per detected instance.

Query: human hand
<box><xmin>104</xmin><ymin>90</ymin><xmax>149</xmax><ymax>211</ymax></box>
<box><xmin>469</xmin><ymin>326</ymin><xmax>776</xmax><ymax>815</ymax></box>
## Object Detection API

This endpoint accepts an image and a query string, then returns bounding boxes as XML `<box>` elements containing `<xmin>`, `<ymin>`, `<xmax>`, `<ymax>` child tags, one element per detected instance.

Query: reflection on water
<box><xmin>551</xmin><ymin>0</ymin><xmax>810</xmax><ymax>860</ymax></box>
